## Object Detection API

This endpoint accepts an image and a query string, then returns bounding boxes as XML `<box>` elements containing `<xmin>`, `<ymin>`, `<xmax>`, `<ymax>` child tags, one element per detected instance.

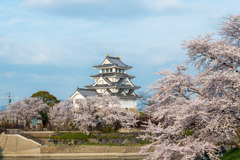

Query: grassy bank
<box><xmin>221</xmin><ymin>148</ymin><xmax>240</xmax><ymax>160</ymax></box>
<box><xmin>49</xmin><ymin>132</ymin><xmax>150</xmax><ymax>146</ymax></box>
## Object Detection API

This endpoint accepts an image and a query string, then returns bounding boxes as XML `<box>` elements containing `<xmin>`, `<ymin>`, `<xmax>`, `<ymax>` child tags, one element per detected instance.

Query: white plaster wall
<box><xmin>119</xmin><ymin>99</ymin><xmax>137</xmax><ymax>108</ymax></box>
<box><xmin>71</xmin><ymin>93</ymin><xmax>85</xmax><ymax>108</ymax></box>
<box><xmin>110</xmin><ymin>88</ymin><xmax>119</xmax><ymax>93</ymax></box>
<box><xmin>96</xmin><ymin>89</ymin><xmax>106</xmax><ymax>94</ymax></box>
<box><xmin>108</xmin><ymin>77</ymin><xmax>120</xmax><ymax>82</ymax></box>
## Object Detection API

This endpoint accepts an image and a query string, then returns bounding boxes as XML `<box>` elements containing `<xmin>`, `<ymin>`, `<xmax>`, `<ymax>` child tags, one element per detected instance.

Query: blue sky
<box><xmin>0</xmin><ymin>0</ymin><xmax>240</xmax><ymax>107</ymax></box>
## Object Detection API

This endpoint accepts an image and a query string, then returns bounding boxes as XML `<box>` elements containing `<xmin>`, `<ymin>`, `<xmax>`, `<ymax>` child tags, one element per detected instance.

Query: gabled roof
<box><xmin>107</xmin><ymin>57</ymin><xmax>127</xmax><ymax>67</ymax></box>
<box><xmin>118</xmin><ymin>77</ymin><xmax>134</xmax><ymax>87</ymax></box>
<box><xmin>93</xmin><ymin>77</ymin><xmax>112</xmax><ymax>86</ymax></box>
<box><xmin>94</xmin><ymin>56</ymin><xmax>132</xmax><ymax>69</ymax></box>
<box><xmin>70</xmin><ymin>88</ymin><xmax>98</xmax><ymax>98</ymax></box>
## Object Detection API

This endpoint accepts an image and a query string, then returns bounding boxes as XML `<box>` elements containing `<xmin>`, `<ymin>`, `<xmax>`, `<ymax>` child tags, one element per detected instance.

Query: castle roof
<box><xmin>90</xmin><ymin>73</ymin><xmax>135</xmax><ymax>79</ymax></box>
<box><xmin>85</xmin><ymin>76</ymin><xmax>140</xmax><ymax>90</ymax></box>
<box><xmin>85</xmin><ymin>84</ymin><xmax>141</xmax><ymax>89</ymax></box>
<box><xmin>94</xmin><ymin>56</ymin><xmax>132</xmax><ymax>69</ymax></box>
<box><xmin>76</xmin><ymin>88</ymin><xmax>98</xmax><ymax>97</ymax></box>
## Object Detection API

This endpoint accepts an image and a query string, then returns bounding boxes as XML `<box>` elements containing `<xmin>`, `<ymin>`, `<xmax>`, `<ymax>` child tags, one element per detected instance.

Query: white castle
<box><xmin>69</xmin><ymin>54</ymin><xmax>141</xmax><ymax>110</ymax></box>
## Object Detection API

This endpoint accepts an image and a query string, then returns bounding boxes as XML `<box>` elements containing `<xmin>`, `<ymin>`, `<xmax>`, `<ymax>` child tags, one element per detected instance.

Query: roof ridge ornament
<box><xmin>106</xmin><ymin>53</ymin><xmax>109</xmax><ymax>57</ymax></box>
<box><xmin>117</xmin><ymin>54</ymin><xmax>120</xmax><ymax>58</ymax></box>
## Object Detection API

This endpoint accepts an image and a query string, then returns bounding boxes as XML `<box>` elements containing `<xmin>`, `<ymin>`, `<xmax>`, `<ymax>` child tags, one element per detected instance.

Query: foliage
<box><xmin>46</xmin><ymin>95</ymin><xmax>137</xmax><ymax>133</ymax></box>
<box><xmin>50</xmin><ymin>143</ymin><xmax>148</xmax><ymax>146</ymax></box>
<box><xmin>140</xmin><ymin>14</ymin><xmax>240</xmax><ymax>160</ymax></box>
<box><xmin>138</xmin><ymin>140</ymin><xmax>151</xmax><ymax>145</ymax></box>
<box><xmin>221</xmin><ymin>148</ymin><xmax>240</xmax><ymax>160</ymax></box>
<box><xmin>51</xmin><ymin>133</ymin><xmax>96</xmax><ymax>140</ymax></box>
<box><xmin>74</xmin><ymin>139</ymin><xmax>78</xmax><ymax>145</ymax></box>
<box><xmin>31</xmin><ymin>91</ymin><xmax>60</xmax><ymax>126</ymax></box>
<box><xmin>97</xmin><ymin>134</ymin><xmax>136</xmax><ymax>139</ymax></box>
<box><xmin>80</xmin><ymin>143</ymin><xmax>149</xmax><ymax>146</ymax></box>
<box><xmin>6</xmin><ymin>97</ymin><xmax>48</xmax><ymax>127</ymax></box>
<box><xmin>39</xmin><ymin>111</ymin><xmax>49</xmax><ymax>126</ymax></box>
<box><xmin>73</xmin><ymin>95</ymin><xmax>137</xmax><ymax>133</ymax></box>
<box><xmin>31</xmin><ymin>91</ymin><xmax>60</xmax><ymax>107</ymax></box>
<box><xmin>66</xmin><ymin>139</ymin><xmax>72</xmax><ymax>144</ymax></box>
<box><xmin>101</xmin><ymin>126</ymin><xmax>113</xmax><ymax>133</ymax></box>
<box><xmin>49</xmin><ymin>100</ymin><xmax>73</xmax><ymax>128</ymax></box>
<box><xmin>184</xmin><ymin>130</ymin><xmax>194</xmax><ymax>136</ymax></box>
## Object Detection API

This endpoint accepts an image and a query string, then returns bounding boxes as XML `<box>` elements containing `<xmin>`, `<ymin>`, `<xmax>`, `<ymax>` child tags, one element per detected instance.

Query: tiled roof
<box><xmin>90</xmin><ymin>73</ymin><xmax>135</xmax><ymax>79</ymax></box>
<box><xmin>85</xmin><ymin>84</ymin><xmax>141</xmax><ymax>89</ymax></box>
<box><xmin>108</xmin><ymin>57</ymin><xmax>127</xmax><ymax>67</ymax></box>
<box><xmin>94</xmin><ymin>56</ymin><xmax>132</xmax><ymax>69</ymax></box>
<box><xmin>76</xmin><ymin>88</ymin><xmax>98</xmax><ymax>97</ymax></box>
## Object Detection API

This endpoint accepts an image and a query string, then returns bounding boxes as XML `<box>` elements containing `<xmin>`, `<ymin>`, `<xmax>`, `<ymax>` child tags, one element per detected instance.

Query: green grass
<box><xmin>50</xmin><ymin>133</ymin><xmax>150</xmax><ymax>145</ymax></box>
<box><xmin>51</xmin><ymin>133</ymin><xmax>136</xmax><ymax>139</ymax></box>
<box><xmin>221</xmin><ymin>148</ymin><xmax>240</xmax><ymax>160</ymax></box>
<box><xmin>79</xmin><ymin>143</ymin><xmax>148</xmax><ymax>146</ymax></box>
<box><xmin>50</xmin><ymin>143</ymin><xmax>147</xmax><ymax>147</ymax></box>
<box><xmin>97</xmin><ymin>134</ymin><xmax>136</xmax><ymax>139</ymax></box>
<box><xmin>51</xmin><ymin>133</ymin><xmax>96</xmax><ymax>140</ymax></box>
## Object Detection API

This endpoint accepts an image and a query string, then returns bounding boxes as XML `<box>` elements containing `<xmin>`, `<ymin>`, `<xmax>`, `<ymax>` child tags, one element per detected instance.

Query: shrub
<box><xmin>66</xmin><ymin>139</ymin><xmax>71</xmax><ymax>144</ymax></box>
<box><xmin>74</xmin><ymin>139</ymin><xmax>78</xmax><ymax>145</ymax></box>
<box><xmin>184</xmin><ymin>130</ymin><xmax>194</xmax><ymax>136</ymax></box>
<box><xmin>51</xmin><ymin>133</ymin><xmax>96</xmax><ymax>140</ymax></box>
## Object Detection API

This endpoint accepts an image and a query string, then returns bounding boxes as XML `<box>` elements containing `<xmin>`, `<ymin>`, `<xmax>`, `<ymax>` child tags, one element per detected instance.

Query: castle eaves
<box><xmin>90</xmin><ymin>73</ymin><xmax>135</xmax><ymax>79</ymax></box>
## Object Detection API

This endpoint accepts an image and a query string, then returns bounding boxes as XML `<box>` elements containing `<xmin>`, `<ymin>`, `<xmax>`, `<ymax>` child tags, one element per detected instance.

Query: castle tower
<box><xmin>70</xmin><ymin>54</ymin><xmax>141</xmax><ymax>109</ymax></box>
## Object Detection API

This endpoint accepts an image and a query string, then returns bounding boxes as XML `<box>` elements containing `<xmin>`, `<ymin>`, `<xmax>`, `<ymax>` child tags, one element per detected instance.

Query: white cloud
<box><xmin>0</xmin><ymin>37</ymin><xmax>52</xmax><ymax>65</ymax></box>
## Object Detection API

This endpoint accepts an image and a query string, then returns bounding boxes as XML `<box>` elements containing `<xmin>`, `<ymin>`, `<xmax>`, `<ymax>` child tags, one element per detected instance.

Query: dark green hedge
<box><xmin>51</xmin><ymin>133</ymin><xmax>96</xmax><ymax>140</ymax></box>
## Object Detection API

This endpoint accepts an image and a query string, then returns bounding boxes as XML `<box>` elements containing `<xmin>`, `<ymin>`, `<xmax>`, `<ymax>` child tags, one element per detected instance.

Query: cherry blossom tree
<box><xmin>49</xmin><ymin>100</ymin><xmax>73</xmax><ymax>130</ymax></box>
<box><xmin>96</xmin><ymin>95</ymin><xmax>137</xmax><ymax>129</ymax></box>
<box><xmin>72</xmin><ymin>96</ymin><xmax>99</xmax><ymax>132</ymax></box>
<box><xmin>72</xmin><ymin>95</ymin><xmax>137</xmax><ymax>133</ymax></box>
<box><xmin>141</xmin><ymin>14</ymin><xmax>240</xmax><ymax>160</ymax></box>
<box><xmin>7</xmin><ymin>97</ymin><xmax>48</xmax><ymax>127</ymax></box>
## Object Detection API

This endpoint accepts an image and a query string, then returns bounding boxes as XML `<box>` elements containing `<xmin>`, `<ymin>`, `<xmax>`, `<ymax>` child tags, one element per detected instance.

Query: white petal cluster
<box><xmin>6</xmin><ymin>97</ymin><xmax>48</xmax><ymax>126</ymax></box>
<box><xmin>72</xmin><ymin>95</ymin><xmax>137</xmax><ymax>133</ymax></box>
<box><xmin>142</xmin><ymin>14</ymin><xmax>240</xmax><ymax>159</ymax></box>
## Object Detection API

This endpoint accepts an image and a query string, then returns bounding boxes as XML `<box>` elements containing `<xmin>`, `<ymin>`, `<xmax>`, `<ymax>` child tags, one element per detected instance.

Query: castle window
<box><xmin>110</xmin><ymin>68</ymin><xmax>113</xmax><ymax>72</ymax></box>
<box><xmin>102</xmin><ymin>69</ymin><xmax>105</xmax><ymax>73</ymax></box>
<box><xmin>118</xmin><ymin>69</ymin><xmax>121</xmax><ymax>72</ymax></box>
<box><xmin>106</xmin><ymin>69</ymin><xmax>109</xmax><ymax>73</ymax></box>
<box><xmin>122</xmin><ymin>69</ymin><xmax>124</xmax><ymax>73</ymax></box>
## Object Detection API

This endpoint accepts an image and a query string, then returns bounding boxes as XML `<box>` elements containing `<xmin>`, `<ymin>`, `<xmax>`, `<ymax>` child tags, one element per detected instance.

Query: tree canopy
<box><xmin>31</xmin><ymin>91</ymin><xmax>60</xmax><ymax>107</ymax></box>
<box><xmin>7</xmin><ymin>97</ymin><xmax>48</xmax><ymax>127</ymax></box>
<box><xmin>49</xmin><ymin>95</ymin><xmax>137</xmax><ymax>133</ymax></box>
<box><xmin>140</xmin><ymin>14</ymin><xmax>240</xmax><ymax>160</ymax></box>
